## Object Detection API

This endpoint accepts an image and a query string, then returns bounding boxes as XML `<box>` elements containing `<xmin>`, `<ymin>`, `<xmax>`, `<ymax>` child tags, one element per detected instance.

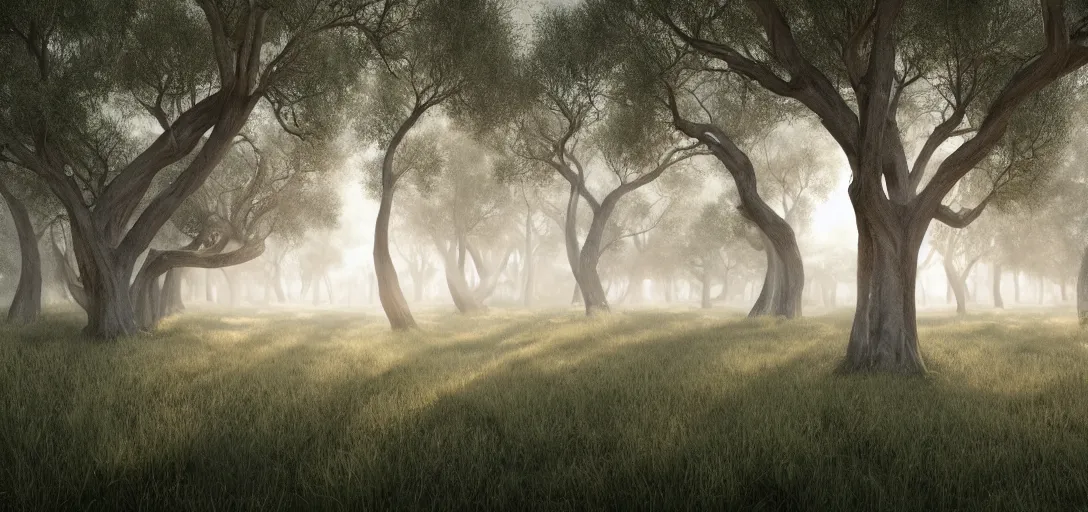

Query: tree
<box><xmin>129</xmin><ymin>127</ymin><xmax>340</xmax><ymax>328</ymax></box>
<box><xmin>0</xmin><ymin>0</ymin><xmax>388</xmax><ymax>338</ymax></box>
<box><xmin>0</xmin><ymin>166</ymin><xmax>57</xmax><ymax>323</ymax></box>
<box><xmin>651</xmin><ymin>0</ymin><xmax>1088</xmax><ymax>373</ymax></box>
<box><xmin>507</xmin><ymin>4</ymin><xmax>702</xmax><ymax>316</ymax></box>
<box><xmin>684</xmin><ymin>201</ymin><xmax>742</xmax><ymax>309</ymax></box>
<box><xmin>402</xmin><ymin>131</ymin><xmax>518</xmax><ymax>313</ymax></box>
<box><xmin>355</xmin><ymin>0</ymin><xmax>516</xmax><ymax>329</ymax></box>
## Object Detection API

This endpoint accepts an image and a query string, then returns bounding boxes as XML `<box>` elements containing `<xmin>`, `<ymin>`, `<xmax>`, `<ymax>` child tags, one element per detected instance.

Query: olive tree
<box><xmin>650</xmin><ymin>0</ymin><xmax>1088</xmax><ymax>372</ymax></box>
<box><xmin>355</xmin><ymin>0</ymin><xmax>516</xmax><ymax>329</ymax></box>
<box><xmin>0</xmin><ymin>0</ymin><xmax>390</xmax><ymax>338</ymax></box>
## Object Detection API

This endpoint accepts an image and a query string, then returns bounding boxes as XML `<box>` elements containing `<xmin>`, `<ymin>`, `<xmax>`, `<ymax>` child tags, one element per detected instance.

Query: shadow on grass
<box><xmin>1</xmin><ymin>309</ymin><xmax>1087</xmax><ymax>510</ymax></box>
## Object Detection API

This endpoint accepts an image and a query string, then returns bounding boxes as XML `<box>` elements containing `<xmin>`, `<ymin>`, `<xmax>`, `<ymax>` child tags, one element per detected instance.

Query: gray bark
<box><xmin>0</xmin><ymin>179</ymin><xmax>41</xmax><ymax>324</ymax></box>
<box><xmin>993</xmin><ymin>263</ymin><xmax>1004</xmax><ymax>309</ymax></box>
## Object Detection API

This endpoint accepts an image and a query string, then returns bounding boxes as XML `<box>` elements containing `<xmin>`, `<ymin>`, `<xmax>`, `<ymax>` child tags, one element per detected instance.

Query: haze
<box><xmin>1</xmin><ymin>0</ymin><xmax>1087</xmax><ymax>509</ymax></box>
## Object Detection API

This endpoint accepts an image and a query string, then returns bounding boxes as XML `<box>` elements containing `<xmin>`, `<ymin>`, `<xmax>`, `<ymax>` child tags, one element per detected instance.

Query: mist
<box><xmin>2</xmin><ymin>0</ymin><xmax>1088</xmax><ymax>509</ymax></box>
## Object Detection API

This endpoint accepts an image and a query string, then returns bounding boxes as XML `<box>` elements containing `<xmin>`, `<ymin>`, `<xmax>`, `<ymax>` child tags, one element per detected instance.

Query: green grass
<box><xmin>1</xmin><ymin>307</ymin><xmax>1087</xmax><ymax>511</ymax></box>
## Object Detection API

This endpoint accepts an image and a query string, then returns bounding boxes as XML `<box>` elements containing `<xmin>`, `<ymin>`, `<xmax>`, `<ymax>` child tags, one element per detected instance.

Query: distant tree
<box><xmin>403</xmin><ymin>132</ymin><xmax>517</xmax><ymax>313</ymax></box>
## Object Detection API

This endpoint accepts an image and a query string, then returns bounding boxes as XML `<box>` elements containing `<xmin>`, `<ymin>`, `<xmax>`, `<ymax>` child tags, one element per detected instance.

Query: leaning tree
<box><xmin>506</xmin><ymin>4</ymin><xmax>703</xmax><ymax>315</ymax></box>
<box><xmin>0</xmin><ymin>0</ymin><xmax>391</xmax><ymax>338</ymax></box>
<box><xmin>648</xmin><ymin>0</ymin><xmax>1088</xmax><ymax>372</ymax></box>
<box><xmin>355</xmin><ymin>0</ymin><xmax>516</xmax><ymax>329</ymax></box>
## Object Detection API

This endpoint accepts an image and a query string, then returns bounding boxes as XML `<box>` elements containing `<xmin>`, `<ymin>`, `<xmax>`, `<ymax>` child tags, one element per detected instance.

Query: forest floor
<box><xmin>1</xmin><ymin>306</ymin><xmax>1087</xmax><ymax>511</ymax></box>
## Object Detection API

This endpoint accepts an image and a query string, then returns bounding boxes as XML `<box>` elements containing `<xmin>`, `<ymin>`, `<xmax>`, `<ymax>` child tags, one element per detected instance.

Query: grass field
<box><xmin>1</xmin><ymin>307</ymin><xmax>1087</xmax><ymax>511</ymax></box>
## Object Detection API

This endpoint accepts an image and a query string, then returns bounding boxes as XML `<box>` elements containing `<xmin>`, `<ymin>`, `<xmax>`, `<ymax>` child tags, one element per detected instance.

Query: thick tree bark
<box><xmin>1078</xmin><ymin>246</ymin><xmax>1088</xmax><ymax>327</ymax></box>
<box><xmin>844</xmin><ymin>183</ymin><xmax>926</xmax><ymax>374</ymax></box>
<box><xmin>993</xmin><ymin>263</ymin><xmax>1004</xmax><ymax>309</ymax></box>
<box><xmin>0</xmin><ymin>179</ymin><xmax>41</xmax><ymax>324</ymax></box>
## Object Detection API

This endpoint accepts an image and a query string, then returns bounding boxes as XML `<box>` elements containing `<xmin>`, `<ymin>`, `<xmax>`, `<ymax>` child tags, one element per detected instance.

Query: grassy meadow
<box><xmin>1</xmin><ymin>307</ymin><xmax>1087</xmax><ymax>510</ymax></box>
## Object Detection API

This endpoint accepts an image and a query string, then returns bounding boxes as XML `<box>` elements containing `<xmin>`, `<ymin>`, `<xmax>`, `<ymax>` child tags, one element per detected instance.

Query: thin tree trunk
<box><xmin>700</xmin><ymin>266</ymin><xmax>712</xmax><ymax>309</ymax></box>
<box><xmin>523</xmin><ymin>208</ymin><xmax>535</xmax><ymax>308</ymax></box>
<box><xmin>993</xmin><ymin>263</ymin><xmax>1004</xmax><ymax>309</ymax></box>
<box><xmin>374</xmin><ymin>190</ymin><xmax>416</xmax><ymax>329</ymax></box>
<box><xmin>1078</xmin><ymin>246</ymin><xmax>1088</xmax><ymax>327</ymax></box>
<box><xmin>1014</xmin><ymin>269</ymin><xmax>1021</xmax><ymax>303</ymax></box>
<box><xmin>0</xmin><ymin>179</ymin><xmax>41</xmax><ymax>324</ymax></box>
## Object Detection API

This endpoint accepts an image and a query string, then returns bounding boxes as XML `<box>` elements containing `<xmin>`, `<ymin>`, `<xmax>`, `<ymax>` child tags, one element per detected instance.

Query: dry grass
<box><xmin>1</xmin><ymin>307</ymin><xmax>1087</xmax><ymax>510</ymax></box>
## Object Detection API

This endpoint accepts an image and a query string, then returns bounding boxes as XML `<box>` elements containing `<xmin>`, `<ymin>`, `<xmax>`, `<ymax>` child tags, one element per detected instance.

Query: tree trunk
<box><xmin>942</xmin><ymin>258</ymin><xmax>968</xmax><ymax>315</ymax></box>
<box><xmin>0</xmin><ymin>180</ymin><xmax>41</xmax><ymax>324</ymax></box>
<box><xmin>700</xmin><ymin>267</ymin><xmax>712</xmax><ymax>309</ymax></box>
<box><xmin>671</xmin><ymin>115</ymin><xmax>803</xmax><ymax>318</ymax></box>
<box><xmin>664</xmin><ymin>277</ymin><xmax>673</xmax><ymax>303</ymax></box>
<box><xmin>1014</xmin><ymin>269</ymin><xmax>1021</xmax><ymax>303</ymax></box>
<box><xmin>272</xmin><ymin>263</ymin><xmax>287</xmax><ymax>303</ymax></box>
<box><xmin>576</xmin><ymin>209</ymin><xmax>612</xmax><ymax>316</ymax></box>
<box><xmin>160</xmin><ymin>269</ymin><xmax>185</xmax><ymax>317</ymax></box>
<box><xmin>1060</xmin><ymin>280</ymin><xmax>1068</xmax><ymax>302</ymax></box>
<box><xmin>440</xmin><ymin>241</ymin><xmax>486</xmax><ymax>314</ymax></box>
<box><xmin>1078</xmin><ymin>246</ymin><xmax>1088</xmax><ymax>327</ymax></box>
<box><xmin>992</xmin><ymin>263</ymin><xmax>1004</xmax><ymax>309</ymax></box>
<box><xmin>374</xmin><ymin>191</ymin><xmax>416</xmax><ymax>329</ymax></box>
<box><xmin>69</xmin><ymin>218</ymin><xmax>139</xmax><ymax>339</ymax></box>
<box><xmin>843</xmin><ymin>185</ymin><xmax>926</xmax><ymax>374</ymax></box>
<box><xmin>522</xmin><ymin>208</ymin><xmax>535</xmax><ymax>308</ymax></box>
<box><xmin>749</xmin><ymin>240</ymin><xmax>779</xmax><ymax>317</ymax></box>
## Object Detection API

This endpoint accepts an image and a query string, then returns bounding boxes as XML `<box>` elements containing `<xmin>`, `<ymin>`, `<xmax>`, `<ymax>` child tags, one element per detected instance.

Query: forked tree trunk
<box><xmin>1077</xmin><ymin>246</ymin><xmax>1088</xmax><ymax>327</ymax></box>
<box><xmin>992</xmin><ymin>263</ymin><xmax>1004</xmax><ymax>309</ymax></box>
<box><xmin>0</xmin><ymin>180</ymin><xmax>41</xmax><ymax>324</ymax></box>
<box><xmin>844</xmin><ymin>184</ymin><xmax>926</xmax><ymax>374</ymax></box>
<box><xmin>440</xmin><ymin>241</ymin><xmax>486</xmax><ymax>314</ymax></box>
<box><xmin>68</xmin><ymin>216</ymin><xmax>139</xmax><ymax>338</ymax></box>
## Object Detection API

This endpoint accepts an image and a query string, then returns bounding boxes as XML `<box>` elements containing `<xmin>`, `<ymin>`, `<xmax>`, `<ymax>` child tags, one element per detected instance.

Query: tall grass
<box><xmin>1</xmin><ymin>308</ymin><xmax>1086</xmax><ymax>510</ymax></box>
